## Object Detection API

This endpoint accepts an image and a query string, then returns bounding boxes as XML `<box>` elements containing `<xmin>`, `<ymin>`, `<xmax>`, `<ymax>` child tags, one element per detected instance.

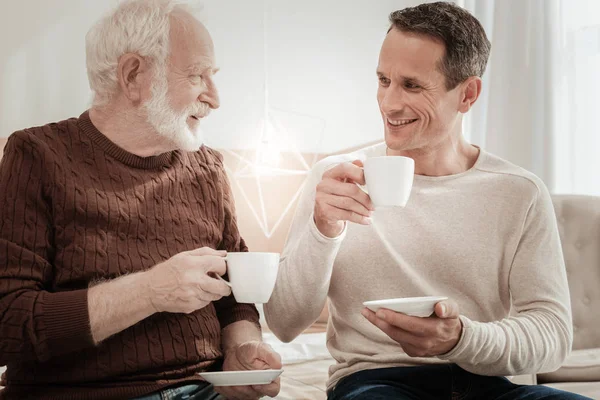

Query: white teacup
<box><xmin>221</xmin><ymin>252</ymin><xmax>280</xmax><ymax>304</ymax></box>
<box><xmin>363</xmin><ymin>156</ymin><xmax>415</xmax><ymax>208</ymax></box>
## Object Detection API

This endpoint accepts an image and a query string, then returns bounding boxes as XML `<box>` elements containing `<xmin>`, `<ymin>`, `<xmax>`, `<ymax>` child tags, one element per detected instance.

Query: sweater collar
<box><xmin>78</xmin><ymin>110</ymin><xmax>178</xmax><ymax>170</ymax></box>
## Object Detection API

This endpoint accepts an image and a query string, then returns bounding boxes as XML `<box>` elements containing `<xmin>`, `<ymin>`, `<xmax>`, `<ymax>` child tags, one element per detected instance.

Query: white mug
<box><xmin>217</xmin><ymin>252</ymin><xmax>280</xmax><ymax>304</ymax></box>
<box><xmin>363</xmin><ymin>156</ymin><xmax>415</xmax><ymax>207</ymax></box>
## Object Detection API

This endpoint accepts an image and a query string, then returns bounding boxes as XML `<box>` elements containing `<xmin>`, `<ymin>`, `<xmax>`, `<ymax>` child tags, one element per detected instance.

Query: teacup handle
<box><xmin>209</xmin><ymin>271</ymin><xmax>232</xmax><ymax>287</ymax></box>
<box><xmin>342</xmin><ymin>176</ymin><xmax>369</xmax><ymax>194</ymax></box>
<box><xmin>208</xmin><ymin>256</ymin><xmax>232</xmax><ymax>287</ymax></box>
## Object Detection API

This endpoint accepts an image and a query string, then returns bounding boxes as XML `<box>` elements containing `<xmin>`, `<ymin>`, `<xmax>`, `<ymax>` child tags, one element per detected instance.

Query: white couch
<box><xmin>538</xmin><ymin>195</ymin><xmax>600</xmax><ymax>398</ymax></box>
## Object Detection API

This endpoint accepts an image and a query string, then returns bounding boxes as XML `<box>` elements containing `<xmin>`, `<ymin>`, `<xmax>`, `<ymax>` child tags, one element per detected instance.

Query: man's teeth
<box><xmin>387</xmin><ymin>118</ymin><xmax>416</xmax><ymax>126</ymax></box>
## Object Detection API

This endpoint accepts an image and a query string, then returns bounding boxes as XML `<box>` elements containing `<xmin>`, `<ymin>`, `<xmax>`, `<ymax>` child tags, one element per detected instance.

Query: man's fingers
<box><xmin>372</xmin><ymin>309</ymin><xmax>430</xmax><ymax>336</ymax></box>
<box><xmin>365</xmin><ymin>308</ymin><xmax>444</xmax><ymax>338</ymax></box>
<box><xmin>199</xmin><ymin>275</ymin><xmax>232</xmax><ymax>297</ymax></box>
<box><xmin>325</xmin><ymin>194</ymin><xmax>372</xmax><ymax>218</ymax></box>
<box><xmin>215</xmin><ymin>385</ymin><xmax>259</xmax><ymax>400</ymax></box>
<box><xmin>434</xmin><ymin>300</ymin><xmax>460</xmax><ymax>319</ymax></box>
<box><xmin>362</xmin><ymin>308</ymin><xmax>422</xmax><ymax>347</ymax></box>
<box><xmin>203</xmin><ymin>255</ymin><xmax>228</xmax><ymax>276</ymax></box>
<box><xmin>196</xmin><ymin>291</ymin><xmax>223</xmax><ymax>303</ymax></box>
<box><xmin>252</xmin><ymin>379</ymin><xmax>281</xmax><ymax>398</ymax></box>
<box><xmin>181</xmin><ymin>254</ymin><xmax>227</xmax><ymax>276</ymax></box>
<box><xmin>351</xmin><ymin>160</ymin><xmax>364</xmax><ymax>168</ymax></box>
<box><xmin>323</xmin><ymin>161</ymin><xmax>366</xmax><ymax>185</ymax></box>
<box><xmin>320</xmin><ymin>179</ymin><xmax>374</xmax><ymax>211</ymax></box>
<box><xmin>363</xmin><ymin>308</ymin><xmax>396</xmax><ymax>333</ymax></box>
<box><xmin>363</xmin><ymin>304</ymin><xmax>462</xmax><ymax>357</ymax></box>
<box><xmin>322</xmin><ymin>204</ymin><xmax>371</xmax><ymax>225</ymax></box>
<box><xmin>187</xmin><ymin>247</ymin><xmax>227</xmax><ymax>257</ymax></box>
<box><xmin>257</xmin><ymin>343</ymin><xmax>283</xmax><ymax>369</ymax></box>
<box><xmin>216</xmin><ymin>385</ymin><xmax>255</xmax><ymax>399</ymax></box>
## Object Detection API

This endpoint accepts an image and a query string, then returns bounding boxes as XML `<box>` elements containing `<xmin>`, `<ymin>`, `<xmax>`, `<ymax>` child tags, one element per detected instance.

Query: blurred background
<box><xmin>1</xmin><ymin>0</ymin><xmax>599</xmax><ymax>251</ymax></box>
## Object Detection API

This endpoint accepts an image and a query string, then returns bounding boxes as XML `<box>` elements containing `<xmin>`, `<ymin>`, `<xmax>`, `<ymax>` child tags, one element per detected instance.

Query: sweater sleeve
<box><xmin>0</xmin><ymin>131</ymin><xmax>94</xmax><ymax>365</ymax></box>
<box><xmin>212</xmin><ymin>157</ymin><xmax>260</xmax><ymax>329</ymax></box>
<box><xmin>439</xmin><ymin>181</ymin><xmax>573</xmax><ymax>375</ymax></box>
<box><xmin>264</xmin><ymin>156</ymin><xmax>352</xmax><ymax>343</ymax></box>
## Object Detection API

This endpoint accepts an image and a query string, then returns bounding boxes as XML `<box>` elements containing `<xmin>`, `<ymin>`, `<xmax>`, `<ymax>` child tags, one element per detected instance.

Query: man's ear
<box><xmin>116</xmin><ymin>53</ymin><xmax>147</xmax><ymax>103</ymax></box>
<box><xmin>458</xmin><ymin>76</ymin><xmax>482</xmax><ymax>113</ymax></box>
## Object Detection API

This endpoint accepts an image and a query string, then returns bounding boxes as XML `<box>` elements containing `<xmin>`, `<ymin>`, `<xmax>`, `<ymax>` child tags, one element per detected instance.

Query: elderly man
<box><xmin>265</xmin><ymin>2</ymin><xmax>588</xmax><ymax>400</ymax></box>
<box><xmin>0</xmin><ymin>1</ymin><xmax>280</xmax><ymax>399</ymax></box>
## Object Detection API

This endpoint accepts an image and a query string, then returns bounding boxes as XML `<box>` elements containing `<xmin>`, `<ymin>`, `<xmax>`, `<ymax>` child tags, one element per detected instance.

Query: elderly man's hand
<box><xmin>215</xmin><ymin>341</ymin><xmax>282</xmax><ymax>400</ymax></box>
<box><xmin>362</xmin><ymin>299</ymin><xmax>463</xmax><ymax>357</ymax></box>
<box><xmin>144</xmin><ymin>247</ymin><xmax>231</xmax><ymax>314</ymax></box>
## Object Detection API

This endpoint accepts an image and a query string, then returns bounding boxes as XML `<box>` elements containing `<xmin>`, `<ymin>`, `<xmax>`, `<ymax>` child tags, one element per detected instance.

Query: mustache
<box><xmin>189</xmin><ymin>102</ymin><xmax>211</xmax><ymax>118</ymax></box>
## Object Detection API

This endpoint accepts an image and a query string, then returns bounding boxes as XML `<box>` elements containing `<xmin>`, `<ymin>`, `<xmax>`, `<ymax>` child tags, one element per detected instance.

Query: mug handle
<box><xmin>343</xmin><ymin>177</ymin><xmax>369</xmax><ymax>194</ymax></box>
<box><xmin>209</xmin><ymin>271</ymin><xmax>232</xmax><ymax>287</ymax></box>
<box><xmin>213</xmin><ymin>273</ymin><xmax>232</xmax><ymax>287</ymax></box>
<box><xmin>208</xmin><ymin>256</ymin><xmax>232</xmax><ymax>287</ymax></box>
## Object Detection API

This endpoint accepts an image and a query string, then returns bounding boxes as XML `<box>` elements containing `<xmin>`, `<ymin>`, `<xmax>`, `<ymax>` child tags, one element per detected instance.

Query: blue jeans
<box><xmin>132</xmin><ymin>382</ymin><xmax>224</xmax><ymax>400</ymax></box>
<box><xmin>327</xmin><ymin>364</ymin><xmax>592</xmax><ymax>400</ymax></box>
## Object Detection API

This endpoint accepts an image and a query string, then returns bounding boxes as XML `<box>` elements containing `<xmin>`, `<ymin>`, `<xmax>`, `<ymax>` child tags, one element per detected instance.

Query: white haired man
<box><xmin>0</xmin><ymin>1</ymin><xmax>281</xmax><ymax>399</ymax></box>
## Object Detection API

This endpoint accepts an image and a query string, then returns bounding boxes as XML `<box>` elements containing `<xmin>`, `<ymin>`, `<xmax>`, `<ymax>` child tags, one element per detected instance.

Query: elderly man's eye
<box><xmin>378</xmin><ymin>76</ymin><xmax>390</xmax><ymax>86</ymax></box>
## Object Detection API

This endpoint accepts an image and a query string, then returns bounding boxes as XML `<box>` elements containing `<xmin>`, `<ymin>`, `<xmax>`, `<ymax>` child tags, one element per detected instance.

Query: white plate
<box><xmin>363</xmin><ymin>296</ymin><xmax>448</xmax><ymax>317</ymax></box>
<box><xmin>199</xmin><ymin>369</ymin><xmax>283</xmax><ymax>387</ymax></box>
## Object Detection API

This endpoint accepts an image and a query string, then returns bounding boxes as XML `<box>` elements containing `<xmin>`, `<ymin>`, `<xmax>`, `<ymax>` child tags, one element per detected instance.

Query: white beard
<box><xmin>143</xmin><ymin>66</ymin><xmax>210</xmax><ymax>152</ymax></box>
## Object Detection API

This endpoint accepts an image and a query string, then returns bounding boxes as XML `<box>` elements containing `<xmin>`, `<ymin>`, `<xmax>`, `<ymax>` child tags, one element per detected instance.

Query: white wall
<box><xmin>0</xmin><ymin>0</ymin><xmax>427</xmax><ymax>153</ymax></box>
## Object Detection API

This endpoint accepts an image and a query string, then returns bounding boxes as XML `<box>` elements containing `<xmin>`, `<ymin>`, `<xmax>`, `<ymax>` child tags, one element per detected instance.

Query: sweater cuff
<box><xmin>308</xmin><ymin>212</ymin><xmax>348</xmax><ymax>243</ymax></box>
<box><xmin>39</xmin><ymin>289</ymin><xmax>94</xmax><ymax>359</ymax></box>
<box><xmin>437</xmin><ymin>315</ymin><xmax>475</xmax><ymax>362</ymax></box>
<box><xmin>218</xmin><ymin>303</ymin><xmax>261</xmax><ymax>330</ymax></box>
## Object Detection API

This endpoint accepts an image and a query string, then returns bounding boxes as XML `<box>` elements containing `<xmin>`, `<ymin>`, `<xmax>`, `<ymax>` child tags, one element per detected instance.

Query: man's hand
<box><xmin>145</xmin><ymin>247</ymin><xmax>231</xmax><ymax>314</ymax></box>
<box><xmin>362</xmin><ymin>299</ymin><xmax>462</xmax><ymax>357</ymax></box>
<box><xmin>88</xmin><ymin>247</ymin><xmax>231</xmax><ymax>344</ymax></box>
<box><xmin>314</xmin><ymin>160</ymin><xmax>375</xmax><ymax>238</ymax></box>
<box><xmin>215</xmin><ymin>341</ymin><xmax>282</xmax><ymax>400</ymax></box>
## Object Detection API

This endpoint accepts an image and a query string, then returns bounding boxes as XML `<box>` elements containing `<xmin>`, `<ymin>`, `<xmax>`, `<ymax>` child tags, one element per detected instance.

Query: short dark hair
<box><xmin>388</xmin><ymin>2</ymin><xmax>491</xmax><ymax>89</ymax></box>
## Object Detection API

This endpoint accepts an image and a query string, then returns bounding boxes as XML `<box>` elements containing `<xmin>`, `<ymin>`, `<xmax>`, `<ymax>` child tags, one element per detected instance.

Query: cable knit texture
<box><xmin>0</xmin><ymin>111</ymin><xmax>259</xmax><ymax>400</ymax></box>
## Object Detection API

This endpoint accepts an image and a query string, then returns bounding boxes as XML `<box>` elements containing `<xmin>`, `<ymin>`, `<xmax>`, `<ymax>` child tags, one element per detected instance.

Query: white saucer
<box><xmin>199</xmin><ymin>369</ymin><xmax>283</xmax><ymax>387</ymax></box>
<box><xmin>363</xmin><ymin>296</ymin><xmax>448</xmax><ymax>317</ymax></box>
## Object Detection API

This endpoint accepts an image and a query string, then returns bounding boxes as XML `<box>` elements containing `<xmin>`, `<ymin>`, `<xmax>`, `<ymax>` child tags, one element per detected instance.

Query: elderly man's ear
<box><xmin>117</xmin><ymin>53</ymin><xmax>151</xmax><ymax>104</ymax></box>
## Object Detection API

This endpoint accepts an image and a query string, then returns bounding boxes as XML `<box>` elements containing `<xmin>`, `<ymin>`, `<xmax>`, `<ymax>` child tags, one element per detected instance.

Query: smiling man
<box><xmin>265</xmin><ymin>2</ymin><xmax>587</xmax><ymax>399</ymax></box>
<box><xmin>0</xmin><ymin>1</ymin><xmax>281</xmax><ymax>399</ymax></box>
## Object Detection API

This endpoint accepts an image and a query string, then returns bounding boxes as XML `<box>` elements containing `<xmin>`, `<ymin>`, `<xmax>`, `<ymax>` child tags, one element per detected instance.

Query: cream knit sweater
<box><xmin>264</xmin><ymin>142</ymin><xmax>572</xmax><ymax>391</ymax></box>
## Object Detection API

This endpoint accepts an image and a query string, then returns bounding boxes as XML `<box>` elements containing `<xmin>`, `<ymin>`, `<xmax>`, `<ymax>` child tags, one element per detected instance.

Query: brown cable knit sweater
<box><xmin>0</xmin><ymin>111</ymin><xmax>260</xmax><ymax>400</ymax></box>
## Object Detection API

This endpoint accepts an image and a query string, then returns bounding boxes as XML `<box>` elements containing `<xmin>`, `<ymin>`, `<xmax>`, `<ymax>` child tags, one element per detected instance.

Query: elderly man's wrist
<box><xmin>134</xmin><ymin>270</ymin><xmax>158</xmax><ymax>316</ymax></box>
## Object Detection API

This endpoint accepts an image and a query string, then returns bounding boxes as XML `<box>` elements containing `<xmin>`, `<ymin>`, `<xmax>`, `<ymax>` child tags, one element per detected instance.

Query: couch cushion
<box><xmin>552</xmin><ymin>195</ymin><xmax>600</xmax><ymax>351</ymax></box>
<box><xmin>538</xmin><ymin>348</ymin><xmax>600</xmax><ymax>383</ymax></box>
<box><xmin>263</xmin><ymin>332</ymin><xmax>330</xmax><ymax>365</ymax></box>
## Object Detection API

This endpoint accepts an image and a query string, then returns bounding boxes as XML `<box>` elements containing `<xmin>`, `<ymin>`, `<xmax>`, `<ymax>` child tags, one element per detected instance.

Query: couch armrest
<box><xmin>538</xmin><ymin>348</ymin><xmax>600</xmax><ymax>383</ymax></box>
